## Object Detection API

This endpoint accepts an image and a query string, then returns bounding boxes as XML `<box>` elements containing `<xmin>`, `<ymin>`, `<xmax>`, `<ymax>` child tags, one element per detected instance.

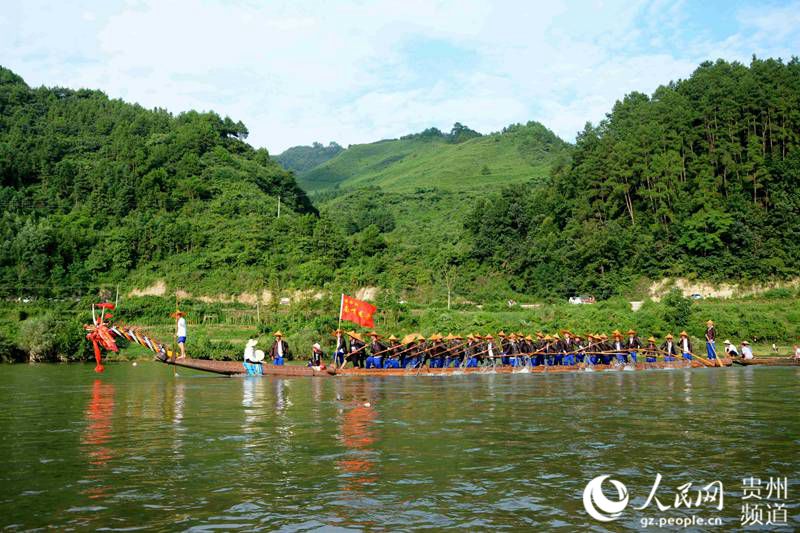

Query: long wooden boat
<box><xmin>155</xmin><ymin>351</ymin><xmax>732</xmax><ymax>377</ymax></box>
<box><xmin>732</xmin><ymin>357</ymin><xmax>800</xmax><ymax>366</ymax></box>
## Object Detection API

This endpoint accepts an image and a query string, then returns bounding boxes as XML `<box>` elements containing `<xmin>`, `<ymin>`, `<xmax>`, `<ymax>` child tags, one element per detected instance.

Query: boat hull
<box><xmin>155</xmin><ymin>352</ymin><xmax>732</xmax><ymax>377</ymax></box>
<box><xmin>732</xmin><ymin>357</ymin><xmax>800</xmax><ymax>366</ymax></box>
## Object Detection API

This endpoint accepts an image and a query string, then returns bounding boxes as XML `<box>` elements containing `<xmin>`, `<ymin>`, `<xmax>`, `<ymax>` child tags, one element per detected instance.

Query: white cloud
<box><xmin>1</xmin><ymin>0</ymin><xmax>799</xmax><ymax>152</ymax></box>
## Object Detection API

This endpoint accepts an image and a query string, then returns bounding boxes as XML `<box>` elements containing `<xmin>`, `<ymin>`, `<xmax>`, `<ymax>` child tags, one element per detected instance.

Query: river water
<box><xmin>0</xmin><ymin>363</ymin><xmax>797</xmax><ymax>531</ymax></box>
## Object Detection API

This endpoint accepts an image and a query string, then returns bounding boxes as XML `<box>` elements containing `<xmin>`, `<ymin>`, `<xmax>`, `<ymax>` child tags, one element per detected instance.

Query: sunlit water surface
<box><xmin>0</xmin><ymin>363</ymin><xmax>798</xmax><ymax>530</ymax></box>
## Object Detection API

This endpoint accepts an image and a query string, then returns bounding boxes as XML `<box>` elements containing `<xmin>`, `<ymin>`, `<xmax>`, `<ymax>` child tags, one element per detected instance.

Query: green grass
<box><xmin>298</xmin><ymin>122</ymin><xmax>569</xmax><ymax>193</ymax></box>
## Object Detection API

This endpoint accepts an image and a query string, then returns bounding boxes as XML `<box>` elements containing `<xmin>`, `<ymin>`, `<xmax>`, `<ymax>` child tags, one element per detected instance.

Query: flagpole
<box><xmin>338</xmin><ymin>293</ymin><xmax>344</xmax><ymax>330</ymax></box>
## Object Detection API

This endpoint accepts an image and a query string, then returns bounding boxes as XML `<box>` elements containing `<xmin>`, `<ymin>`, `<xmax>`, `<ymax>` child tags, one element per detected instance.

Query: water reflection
<box><xmin>336</xmin><ymin>381</ymin><xmax>378</xmax><ymax>492</ymax></box>
<box><xmin>81</xmin><ymin>379</ymin><xmax>115</xmax><ymax>504</ymax></box>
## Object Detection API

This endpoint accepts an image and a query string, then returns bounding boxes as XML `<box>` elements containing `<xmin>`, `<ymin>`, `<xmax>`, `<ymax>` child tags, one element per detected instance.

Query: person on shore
<box><xmin>661</xmin><ymin>334</ymin><xmax>679</xmax><ymax>362</ymax></box>
<box><xmin>679</xmin><ymin>331</ymin><xmax>693</xmax><ymax>360</ymax></box>
<box><xmin>347</xmin><ymin>331</ymin><xmax>366</xmax><ymax>368</ymax></box>
<box><xmin>626</xmin><ymin>329</ymin><xmax>642</xmax><ymax>363</ymax></box>
<box><xmin>308</xmin><ymin>343</ymin><xmax>324</xmax><ymax>368</ymax></box>
<box><xmin>269</xmin><ymin>331</ymin><xmax>290</xmax><ymax>366</ymax></box>
<box><xmin>243</xmin><ymin>339</ymin><xmax>263</xmax><ymax>376</ymax></box>
<box><xmin>705</xmin><ymin>320</ymin><xmax>717</xmax><ymax>360</ymax></box>
<box><xmin>645</xmin><ymin>336</ymin><xmax>658</xmax><ymax>363</ymax></box>
<box><xmin>724</xmin><ymin>340</ymin><xmax>739</xmax><ymax>358</ymax></box>
<box><xmin>332</xmin><ymin>329</ymin><xmax>348</xmax><ymax>367</ymax></box>
<box><xmin>173</xmin><ymin>311</ymin><xmax>188</xmax><ymax>359</ymax></box>
<box><xmin>366</xmin><ymin>332</ymin><xmax>386</xmax><ymax>369</ymax></box>
<box><xmin>741</xmin><ymin>341</ymin><xmax>754</xmax><ymax>360</ymax></box>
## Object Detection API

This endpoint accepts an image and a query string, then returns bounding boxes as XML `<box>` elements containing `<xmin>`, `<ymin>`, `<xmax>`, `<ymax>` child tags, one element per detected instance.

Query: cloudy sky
<box><xmin>2</xmin><ymin>0</ymin><xmax>799</xmax><ymax>152</ymax></box>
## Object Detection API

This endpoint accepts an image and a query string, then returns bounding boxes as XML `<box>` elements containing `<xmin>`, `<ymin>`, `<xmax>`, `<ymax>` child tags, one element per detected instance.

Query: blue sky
<box><xmin>2</xmin><ymin>1</ymin><xmax>799</xmax><ymax>152</ymax></box>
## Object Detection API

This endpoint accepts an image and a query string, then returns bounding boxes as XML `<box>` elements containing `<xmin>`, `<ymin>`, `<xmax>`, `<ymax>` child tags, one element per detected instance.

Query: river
<box><xmin>0</xmin><ymin>363</ymin><xmax>797</xmax><ymax>530</ymax></box>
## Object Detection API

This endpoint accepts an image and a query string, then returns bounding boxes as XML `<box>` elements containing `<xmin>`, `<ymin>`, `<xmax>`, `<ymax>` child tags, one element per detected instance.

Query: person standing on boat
<box><xmin>347</xmin><ymin>331</ymin><xmax>366</xmax><ymax>368</ymax></box>
<box><xmin>705</xmin><ymin>320</ymin><xmax>717</xmax><ymax>360</ymax></box>
<box><xmin>661</xmin><ymin>334</ymin><xmax>679</xmax><ymax>362</ymax></box>
<box><xmin>644</xmin><ymin>336</ymin><xmax>658</xmax><ymax>363</ymax></box>
<box><xmin>366</xmin><ymin>332</ymin><xmax>386</xmax><ymax>369</ymax></box>
<box><xmin>724</xmin><ymin>340</ymin><xmax>739</xmax><ymax>358</ymax></box>
<box><xmin>448</xmin><ymin>334</ymin><xmax>465</xmax><ymax>368</ymax></box>
<box><xmin>174</xmin><ymin>311</ymin><xmax>188</xmax><ymax>359</ymax></box>
<box><xmin>269</xmin><ymin>331</ymin><xmax>290</xmax><ymax>366</ymax></box>
<box><xmin>741</xmin><ymin>341</ymin><xmax>754</xmax><ymax>359</ymax></box>
<box><xmin>332</xmin><ymin>329</ymin><xmax>348</xmax><ymax>367</ymax></box>
<box><xmin>679</xmin><ymin>331</ymin><xmax>693</xmax><ymax>360</ymax></box>
<box><xmin>626</xmin><ymin>329</ymin><xmax>641</xmax><ymax>363</ymax></box>
<box><xmin>483</xmin><ymin>334</ymin><xmax>498</xmax><ymax>366</ymax></box>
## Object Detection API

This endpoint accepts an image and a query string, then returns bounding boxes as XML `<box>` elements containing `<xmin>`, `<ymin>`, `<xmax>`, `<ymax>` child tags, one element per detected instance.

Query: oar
<box><xmin>339</xmin><ymin>344</ymin><xmax>368</xmax><ymax>370</ymax></box>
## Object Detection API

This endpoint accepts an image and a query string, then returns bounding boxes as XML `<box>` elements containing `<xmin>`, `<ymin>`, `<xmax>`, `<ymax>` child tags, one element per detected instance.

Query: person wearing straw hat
<box><xmin>611</xmin><ymin>330</ymin><xmax>626</xmax><ymax>364</ymax></box>
<box><xmin>740</xmin><ymin>341</ymin><xmax>754</xmax><ymax>360</ymax></box>
<box><xmin>347</xmin><ymin>331</ymin><xmax>366</xmax><ymax>368</ymax></box>
<box><xmin>269</xmin><ymin>331</ymin><xmax>290</xmax><ymax>366</ymax></box>
<box><xmin>644</xmin><ymin>336</ymin><xmax>658</xmax><ymax>363</ymax></box>
<box><xmin>561</xmin><ymin>330</ymin><xmax>576</xmax><ymax>366</ymax></box>
<box><xmin>723</xmin><ymin>340</ymin><xmax>739</xmax><ymax>358</ymax></box>
<box><xmin>366</xmin><ymin>332</ymin><xmax>386</xmax><ymax>369</ymax></box>
<box><xmin>661</xmin><ymin>334</ymin><xmax>679</xmax><ymax>362</ymax></box>
<box><xmin>465</xmin><ymin>334</ymin><xmax>481</xmax><ymax>367</ymax></box>
<box><xmin>332</xmin><ymin>328</ymin><xmax>349</xmax><ymax>367</ymax></box>
<box><xmin>679</xmin><ymin>331</ymin><xmax>693</xmax><ymax>360</ymax></box>
<box><xmin>172</xmin><ymin>311</ymin><xmax>188</xmax><ymax>359</ymax></box>
<box><xmin>243</xmin><ymin>338</ymin><xmax>263</xmax><ymax>376</ymax></box>
<box><xmin>626</xmin><ymin>329</ymin><xmax>642</xmax><ymax>363</ymax></box>
<box><xmin>308</xmin><ymin>343</ymin><xmax>325</xmax><ymax>368</ymax></box>
<box><xmin>446</xmin><ymin>334</ymin><xmax>464</xmax><ymax>368</ymax></box>
<box><xmin>427</xmin><ymin>334</ymin><xmax>446</xmax><ymax>368</ymax></box>
<box><xmin>384</xmin><ymin>335</ymin><xmax>401</xmax><ymax>368</ymax></box>
<box><xmin>705</xmin><ymin>320</ymin><xmax>717</xmax><ymax>360</ymax></box>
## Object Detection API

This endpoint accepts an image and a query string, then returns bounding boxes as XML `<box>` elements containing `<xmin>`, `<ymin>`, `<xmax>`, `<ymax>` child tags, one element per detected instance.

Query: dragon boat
<box><xmin>153</xmin><ymin>351</ymin><xmax>731</xmax><ymax>377</ymax></box>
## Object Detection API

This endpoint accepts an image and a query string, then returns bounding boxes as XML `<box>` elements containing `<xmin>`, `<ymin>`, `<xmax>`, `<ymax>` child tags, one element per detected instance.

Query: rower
<box><xmin>679</xmin><ymin>331</ymin><xmax>693</xmax><ymax>360</ymax></box>
<box><xmin>626</xmin><ymin>329</ymin><xmax>641</xmax><ymax>363</ymax></box>
<box><xmin>366</xmin><ymin>332</ymin><xmax>386</xmax><ymax>369</ymax></box>
<box><xmin>552</xmin><ymin>334</ymin><xmax>563</xmax><ymax>365</ymax></box>
<box><xmin>269</xmin><ymin>331</ymin><xmax>290</xmax><ymax>366</ymax></box>
<box><xmin>612</xmin><ymin>330</ymin><xmax>625</xmax><ymax>364</ymax></box>
<box><xmin>521</xmin><ymin>335</ymin><xmax>534</xmax><ymax>366</ymax></box>
<box><xmin>428</xmin><ymin>334</ymin><xmax>445</xmax><ymax>368</ymax></box>
<box><xmin>574</xmin><ymin>334</ymin><xmax>585</xmax><ymax>363</ymax></box>
<box><xmin>562</xmin><ymin>331</ymin><xmax>575</xmax><ymax>366</ymax></box>
<box><xmin>384</xmin><ymin>335</ymin><xmax>401</xmax><ymax>368</ymax></box>
<box><xmin>332</xmin><ymin>328</ymin><xmax>349</xmax><ymax>367</ymax></box>
<box><xmin>347</xmin><ymin>331</ymin><xmax>366</xmax><ymax>368</ymax></box>
<box><xmin>448</xmin><ymin>334</ymin><xmax>465</xmax><ymax>367</ymax></box>
<box><xmin>484</xmin><ymin>334</ymin><xmax>498</xmax><ymax>366</ymax></box>
<box><xmin>507</xmin><ymin>333</ymin><xmax>521</xmax><ymax>367</ymax></box>
<box><xmin>532</xmin><ymin>332</ymin><xmax>545</xmax><ymax>366</ymax></box>
<box><xmin>645</xmin><ymin>336</ymin><xmax>658</xmax><ymax>363</ymax></box>
<box><xmin>661</xmin><ymin>334</ymin><xmax>679</xmax><ymax>362</ymax></box>
<box><xmin>705</xmin><ymin>320</ymin><xmax>717</xmax><ymax>361</ymax></box>
<box><xmin>466</xmin><ymin>334</ymin><xmax>481</xmax><ymax>367</ymax></box>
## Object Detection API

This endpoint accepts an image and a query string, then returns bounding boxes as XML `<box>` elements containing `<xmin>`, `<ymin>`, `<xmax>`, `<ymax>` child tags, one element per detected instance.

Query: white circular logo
<box><xmin>583</xmin><ymin>475</ymin><xmax>629</xmax><ymax>522</ymax></box>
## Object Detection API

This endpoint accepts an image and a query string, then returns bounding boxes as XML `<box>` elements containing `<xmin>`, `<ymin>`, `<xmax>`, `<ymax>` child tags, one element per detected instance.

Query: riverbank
<box><xmin>1</xmin><ymin>290</ymin><xmax>798</xmax><ymax>363</ymax></box>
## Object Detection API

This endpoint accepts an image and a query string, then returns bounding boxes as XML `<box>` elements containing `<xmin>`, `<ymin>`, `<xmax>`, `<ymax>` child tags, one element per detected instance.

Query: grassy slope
<box><xmin>298</xmin><ymin>124</ymin><xmax>568</xmax><ymax>193</ymax></box>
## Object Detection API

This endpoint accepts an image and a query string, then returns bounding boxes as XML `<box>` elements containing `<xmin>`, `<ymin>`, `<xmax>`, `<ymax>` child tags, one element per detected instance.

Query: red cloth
<box><xmin>341</xmin><ymin>295</ymin><xmax>377</xmax><ymax>328</ymax></box>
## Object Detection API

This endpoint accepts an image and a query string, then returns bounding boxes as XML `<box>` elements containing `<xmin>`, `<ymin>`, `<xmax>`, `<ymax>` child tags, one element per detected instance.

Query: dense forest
<box><xmin>1</xmin><ymin>57</ymin><xmax>799</xmax><ymax>304</ymax></box>
<box><xmin>468</xmin><ymin>57</ymin><xmax>800</xmax><ymax>297</ymax></box>
<box><xmin>275</xmin><ymin>141</ymin><xmax>344</xmax><ymax>174</ymax></box>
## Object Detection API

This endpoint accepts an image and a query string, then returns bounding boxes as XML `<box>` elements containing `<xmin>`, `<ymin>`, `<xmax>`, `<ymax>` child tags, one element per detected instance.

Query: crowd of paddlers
<box><xmin>250</xmin><ymin>321</ymin><xmax>725</xmax><ymax>370</ymax></box>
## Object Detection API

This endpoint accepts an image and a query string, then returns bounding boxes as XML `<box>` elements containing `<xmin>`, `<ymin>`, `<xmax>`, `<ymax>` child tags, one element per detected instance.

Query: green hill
<box><xmin>274</xmin><ymin>141</ymin><xmax>344</xmax><ymax>174</ymax></box>
<box><xmin>297</xmin><ymin>122</ymin><xmax>569</xmax><ymax>193</ymax></box>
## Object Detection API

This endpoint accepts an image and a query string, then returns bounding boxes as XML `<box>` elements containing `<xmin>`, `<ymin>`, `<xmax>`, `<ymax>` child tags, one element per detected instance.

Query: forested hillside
<box><xmin>0</xmin><ymin>66</ymin><xmax>320</xmax><ymax>296</ymax></box>
<box><xmin>297</xmin><ymin>121</ymin><xmax>569</xmax><ymax>193</ymax></box>
<box><xmin>468</xmin><ymin>57</ymin><xmax>800</xmax><ymax>297</ymax></box>
<box><xmin>275</xmin><ymin>141</ymin><xmax>344</xmax><ymax>174</ymax></box>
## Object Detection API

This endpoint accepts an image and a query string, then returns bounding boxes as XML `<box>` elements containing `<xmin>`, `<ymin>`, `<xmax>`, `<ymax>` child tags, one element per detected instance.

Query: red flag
<box><xmin>340</xmin><ymin>294</ymin><xmax>377</xmax><ymax>328</ymax></box>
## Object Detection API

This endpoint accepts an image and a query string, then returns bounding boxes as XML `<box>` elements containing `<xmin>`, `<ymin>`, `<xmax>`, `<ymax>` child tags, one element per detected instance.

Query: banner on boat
<box><xmin>340</xmin><ymin>294</ymin><xmax>377</xmax><ymax>328</ymax></box>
